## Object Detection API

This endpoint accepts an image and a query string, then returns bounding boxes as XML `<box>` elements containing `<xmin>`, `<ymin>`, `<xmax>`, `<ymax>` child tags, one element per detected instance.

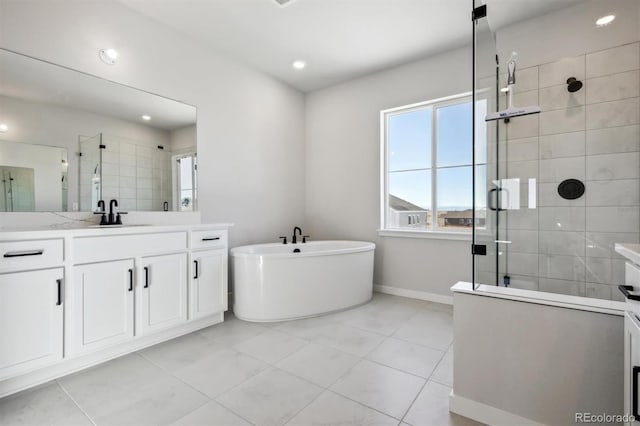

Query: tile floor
<box><xmin>0</xmin><ymin>293</ymin><xmax>481</xmax><ymax>426</ymax></box>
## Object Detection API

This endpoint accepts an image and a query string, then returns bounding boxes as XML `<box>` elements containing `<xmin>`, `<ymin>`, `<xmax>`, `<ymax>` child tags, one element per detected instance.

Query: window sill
<box><xmin>377</xmin><ymin>229</ymin><xmax>472</xmax><ymax>241</ymax></box>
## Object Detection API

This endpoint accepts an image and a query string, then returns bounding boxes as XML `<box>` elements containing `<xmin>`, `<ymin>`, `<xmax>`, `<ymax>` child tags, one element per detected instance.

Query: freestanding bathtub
<box><xmin>231</xmin><ymin>240</ymin><xmax>375</xmax><ymax>322</ymax></box>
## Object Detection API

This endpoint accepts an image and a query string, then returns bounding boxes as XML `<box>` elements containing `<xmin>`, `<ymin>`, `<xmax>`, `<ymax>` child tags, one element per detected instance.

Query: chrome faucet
<box><xmin>292</xmin><ymin>226</ymin><xmax>302</xmax><ymax>244</ymax></box>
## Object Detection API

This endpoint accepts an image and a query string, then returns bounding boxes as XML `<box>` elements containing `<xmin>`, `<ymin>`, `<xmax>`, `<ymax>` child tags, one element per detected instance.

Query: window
<box><xmin>381</xmin><ymin>94</ymin><xmax>487</xmax><ymax>234</ymax></box>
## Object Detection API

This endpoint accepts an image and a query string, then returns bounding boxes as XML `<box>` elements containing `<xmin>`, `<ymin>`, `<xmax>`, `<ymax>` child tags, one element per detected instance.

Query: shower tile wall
<box><xmin>80</xmin><ymin>134</ymin><xmax>172</xmax><ymax>212</ymax></box>
<box><xmin>488</xmin><ymin>42</ymin><xmax>640</xmax><ymax>300</ymax></box>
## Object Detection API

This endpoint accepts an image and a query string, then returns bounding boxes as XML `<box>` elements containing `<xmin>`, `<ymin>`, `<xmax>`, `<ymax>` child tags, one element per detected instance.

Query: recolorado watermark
<box><xmin>575</xmin><ymin>413</ymin><xmax>636</xmax><ymax>423</ymax></box>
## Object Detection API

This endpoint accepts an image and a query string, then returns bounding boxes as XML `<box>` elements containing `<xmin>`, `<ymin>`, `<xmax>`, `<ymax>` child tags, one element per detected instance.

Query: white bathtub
<box><xmin>230</xmin><ymin>240</ymin><xmax>375</xmax><ymax>322</ymax></box>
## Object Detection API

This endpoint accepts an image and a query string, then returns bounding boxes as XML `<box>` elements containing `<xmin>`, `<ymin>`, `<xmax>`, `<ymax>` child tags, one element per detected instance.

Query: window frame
<box><xmin>380</xmin><ymin>92</ymin><xmax>477</xmax><ymax>239</ymax></box>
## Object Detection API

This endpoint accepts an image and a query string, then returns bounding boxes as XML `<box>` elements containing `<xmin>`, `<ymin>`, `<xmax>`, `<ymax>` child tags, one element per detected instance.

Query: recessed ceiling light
<box><xmin>596</xmin><ymin>14</ymin><xmax>615</xmax><ymax>27</ymax></box>
<box><xmin>141</xmin><ymin>115</ymin><xmax>151</xmax><ymax>121</ymax></box>
<box><xmin>0</xmin><ymin>124</ymin><xmax>7</xmax><ymax>132</ymax></box>
<box><xmin>99</xmin><ymin>48</ymin><xmax>118</xmax><ymax>65</ymax></box>
<box><xmin>292</xmin><ymin>60</ymin><xmax>307</xmax><ymax>70</ymax></box>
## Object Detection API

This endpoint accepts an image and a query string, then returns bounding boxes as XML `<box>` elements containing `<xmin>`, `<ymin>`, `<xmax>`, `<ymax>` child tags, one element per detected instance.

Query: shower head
<box><xmin>567</xmin><ymin>77</ymin><xmax>583</xmax><ymax>93</ymax></box>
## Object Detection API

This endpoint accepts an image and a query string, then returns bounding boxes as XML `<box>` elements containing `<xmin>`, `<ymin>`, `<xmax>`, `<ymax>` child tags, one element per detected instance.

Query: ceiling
<box><xmin>118</xmin><ymin>0</ymin><xmax>583</xmax><ymax>92</ymax></box>
<box><xmin>0</xmin><ymin>49</ymin><xmax>196</xmax><ymax>131</ymax></box>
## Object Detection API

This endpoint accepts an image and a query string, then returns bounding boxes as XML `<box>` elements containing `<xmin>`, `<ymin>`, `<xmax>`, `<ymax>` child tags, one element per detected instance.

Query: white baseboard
<box><xmin>374</xmin><ymin>284</ymin><xmax>453</xmax><ymax>305</ymax></box>
<box><xmin>449</xmin><ymin>391</ymin><xmax>545</xmax><ymax>426</ymax></box>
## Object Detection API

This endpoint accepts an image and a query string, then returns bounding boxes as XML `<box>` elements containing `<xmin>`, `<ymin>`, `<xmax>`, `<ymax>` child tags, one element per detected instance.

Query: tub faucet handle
<box><xmin>279</xmin><ymin>236</ymin><xmax>288</xmax><ymax>244</ymax></box>
<box><xmin>302</xmin><ymin>235</ymin><xmax>309</xmax><ymax>243</ymax></box>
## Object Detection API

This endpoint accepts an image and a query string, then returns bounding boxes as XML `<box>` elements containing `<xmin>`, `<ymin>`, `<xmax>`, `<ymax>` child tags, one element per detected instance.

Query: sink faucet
<box><xmin>109</xmin><ymin>199</ymin><xmax>118</xmax><ymax>225</ymax></box>
<box><xmin>94</xmin><ymin>200</ymin><xmax>108</xmax><ymax>225</ymax></box>
<box><xmin>292</xmin><ymin>226</ymin><xmax>302</xmax><ymax>244</ymax></box>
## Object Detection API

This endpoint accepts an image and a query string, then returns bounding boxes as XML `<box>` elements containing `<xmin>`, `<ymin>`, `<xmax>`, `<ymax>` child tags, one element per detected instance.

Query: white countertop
<box><xmin>0</xmin><ymin>223</ymin><xmax>233</xmax><ymax>239</ymax></box>
<box><xmin>615</xmin><ymin>243</ymin><xmax>640</xmax><ymax>266</ymax></box>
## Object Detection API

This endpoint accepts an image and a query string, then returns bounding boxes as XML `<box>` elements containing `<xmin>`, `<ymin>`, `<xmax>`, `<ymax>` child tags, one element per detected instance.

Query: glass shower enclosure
<box><xmin>472</xmin><ymin>0</ymin><xmax>640</xmax><ymax>301</ymax></box>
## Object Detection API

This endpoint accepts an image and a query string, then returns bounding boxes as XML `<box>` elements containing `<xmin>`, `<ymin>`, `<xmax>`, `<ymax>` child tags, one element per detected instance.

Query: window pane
<box><xmin>437</xmin><ymin>102</ymin><xmax>472</xmax><ymax>167</ymax></box>
<box><xmin>474</xmin><ymin>165</ymin><xmax>487</xmax><ymax>229</ymax></box>
<box><xmin>437</xmin><ymin>166</ymin><xmax>474</xmax><ymax>229</ymax></box>
<box><xmin>475</xmin><ymin>99</ymin><xmax>488</xmax><ymax>164</ymax></box>
<box><xmin>388</xmin><ymin>108</ymin><xmax>431</xmax><ymax>172</ymax></box>
<box><xmin>388</xmin><ymin>170</ymin><xmax>431</xmax><ymax>229</ymax></box>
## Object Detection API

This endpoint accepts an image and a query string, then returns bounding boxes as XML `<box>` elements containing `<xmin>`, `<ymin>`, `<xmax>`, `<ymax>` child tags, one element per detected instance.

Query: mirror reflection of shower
<box><xmin>0</xmin><ymin>166</ymin><xmax>35</xmax><ymax>212</ymax></box>
<box><xmin>175</xmin><ymin>153</ymin><xmax>197</xmax><ymax>212</ymax></box>
<box><xmin>79</xmin><ymin>132</ymin><xmax>194</xmax><ymax>212</ymax></box>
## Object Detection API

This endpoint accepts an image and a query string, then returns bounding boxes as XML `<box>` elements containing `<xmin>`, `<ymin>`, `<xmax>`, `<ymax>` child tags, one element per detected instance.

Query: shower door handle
<box><xmin>488</xmin><ymin>188</ymin><xmax>500</xmax><ymax>211</ymax></box>
<box><xmin>488</xmin><ymin>188</ymin><xmax>508</xmax><ymax>211</ymax></box>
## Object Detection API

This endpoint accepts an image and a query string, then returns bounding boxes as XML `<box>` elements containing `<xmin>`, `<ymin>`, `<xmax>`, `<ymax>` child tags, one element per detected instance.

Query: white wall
<box><xmin>305</xmin><ymin>47</ymin><xmax>473</xmax><ymax>297</ymax></box>
<box><xmin>170</xmin><ymin>125</ymin><xmax>196</xmax><ymax>153</ymax></box>
<box><xmin>0</xmin><ymin>0</ymin><xmax>305</xmax><ymax>246</ymax></box>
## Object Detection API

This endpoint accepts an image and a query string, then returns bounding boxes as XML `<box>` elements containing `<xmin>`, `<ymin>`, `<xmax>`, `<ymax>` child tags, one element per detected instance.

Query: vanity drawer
<box><xmin>191</xmin><ymin>229</ymin><xmax>228</xmax><ymax>250</ymax></box>
<box><xmin>73</xmin><ymin>232</ymin><xmax>188</xmax><ymax>264</ymax></box>
<box><xmin>0</xmin><ymin>239</ymin><xmax>64</xmax><ymax>272</ymax></box>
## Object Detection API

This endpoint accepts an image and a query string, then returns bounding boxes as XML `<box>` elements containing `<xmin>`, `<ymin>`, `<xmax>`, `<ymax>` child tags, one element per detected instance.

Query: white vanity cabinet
<box><xmin>138</xmin><ymin>252</ymin><xmax>188</xmax><ymax>335</ymax></box>
<box><xmin>191</xmin><ymin>248</ymin><xmax>228</xmax><ymax>319</ymax></box>
<box><xmin>73</xmin><ymin>260</ymin><xmax>135</xmax><ymax>354</ymax></box>
<box><xmin>0</xmin><ymin>224</ymin><xmax>230</xmax><ymax>398</ymax></box>
<box><xmin>0</xmin><ymin>268</ymin><xmax>64</xmax><ymax>380</ymax></box>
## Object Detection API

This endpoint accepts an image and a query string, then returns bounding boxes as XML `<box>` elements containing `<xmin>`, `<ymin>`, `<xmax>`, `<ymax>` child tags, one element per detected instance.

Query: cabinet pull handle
<box><xmin>619</xmin><ymin>285</ymin><xmax>640</xmax><ymax>301</ymax></box>
<box><xmin>56</xmin><ymin>279</ymin><xmax>62</xmax><ymax>305</ymax></box>
<box><xmin>194</xmin><ymin>260</ymin><xmax>199</xmax><ymax>279</ymax></box>
<box><xmin>634</xmin><ymin>366</ymin><xmax>640</xmax><ymax>419</ymax></box>
<box><xmin>4</xmin><ymin>249</ymin><xmax>44</xmax><ymax>258</ymax></box>
<box><xmin>202</xmin><ymin>237</ymin><xmax>220</xmax><ymax>241</ymax></box>
<box><xmin>144</xmin><ymin>266</ymin><xmax>149</xmax><ymax>288</ymax></box>
<box><xmin>128</xmin><ymin>269</ymin><xmax>133</xmax><ymax>292</ymax></box>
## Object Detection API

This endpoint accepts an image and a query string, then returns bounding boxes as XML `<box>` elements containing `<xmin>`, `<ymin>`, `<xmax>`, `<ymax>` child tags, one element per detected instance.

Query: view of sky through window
<box><xmin>387</xmin><ymin>99</ymin><xmax>481</xmax><ymax>211</ymax></box>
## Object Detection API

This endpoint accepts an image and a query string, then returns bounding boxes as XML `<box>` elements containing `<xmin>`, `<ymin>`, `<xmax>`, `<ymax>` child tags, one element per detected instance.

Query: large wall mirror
<box><xmin>0</xmin><ymin>49</ymin><xmax>197</xmax><ymax>212</ymax></box>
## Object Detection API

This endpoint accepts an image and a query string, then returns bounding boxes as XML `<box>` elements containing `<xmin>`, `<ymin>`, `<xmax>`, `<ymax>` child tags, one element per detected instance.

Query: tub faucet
<box><xmin>292</xmin><ymin>226</ymin><xmax>302</xmax><ymax>244</ymax></box>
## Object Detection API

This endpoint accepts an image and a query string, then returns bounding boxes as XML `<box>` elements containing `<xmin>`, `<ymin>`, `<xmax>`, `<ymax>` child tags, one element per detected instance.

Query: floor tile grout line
<box><xmin>211</xmin><ymin>365</ymin><xmax>309</xmax><ymax>426</ymax></box>
<box><xmin>135</xmin><ymin>350</ymin><xmax>215</xmax><ymax>404</ymax></box>
<box><xmin>329</xmin><ymin>385</ymin><xmax>420</xmax><ymax>422</ymax></box>
<box><xmin>55</xmin><ymin>379</ymin><xmax>98</xmax><ymax>426</ymax></box>
<box><xmin>280</xmin><ymin>383</ymin><xmax>326</xmax><ymax>425</ymax></box>
<box><xmin>398</xmin><ymin>378</ymin><xmax>429</xmax><ymax>425</ymax></box>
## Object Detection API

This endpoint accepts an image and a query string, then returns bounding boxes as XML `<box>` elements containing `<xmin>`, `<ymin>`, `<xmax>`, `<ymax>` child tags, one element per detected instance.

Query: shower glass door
<box><xmin>472</xmin><ymin>1</ymin><xmax>499</xmax><ymax>289</ymax></box>
<box><xmin>473</xmin><ymin>1</ymin><xmax>640</xmax><ymax>301</ymax></box>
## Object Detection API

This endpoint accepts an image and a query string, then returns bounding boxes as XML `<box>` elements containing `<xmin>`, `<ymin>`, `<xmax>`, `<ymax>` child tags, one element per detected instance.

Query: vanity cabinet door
<box><xmin>73</xmin><ymin>260</ymin><xmax>135</xmax><ymax>354</ymax></box>
<box><xmin>138</xmin><ymin>253</ymin><xmax>188</xmax><ymax>335</ymax></box>
<box><xmin>0</xmin><ymin>268</ymin><xmax>63</xmax><ymax>380</ymax></box>
<box><xmin>191</xmin><ymin>248</ymin><xmax>228</xmax><ymax>319</ymax></box>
